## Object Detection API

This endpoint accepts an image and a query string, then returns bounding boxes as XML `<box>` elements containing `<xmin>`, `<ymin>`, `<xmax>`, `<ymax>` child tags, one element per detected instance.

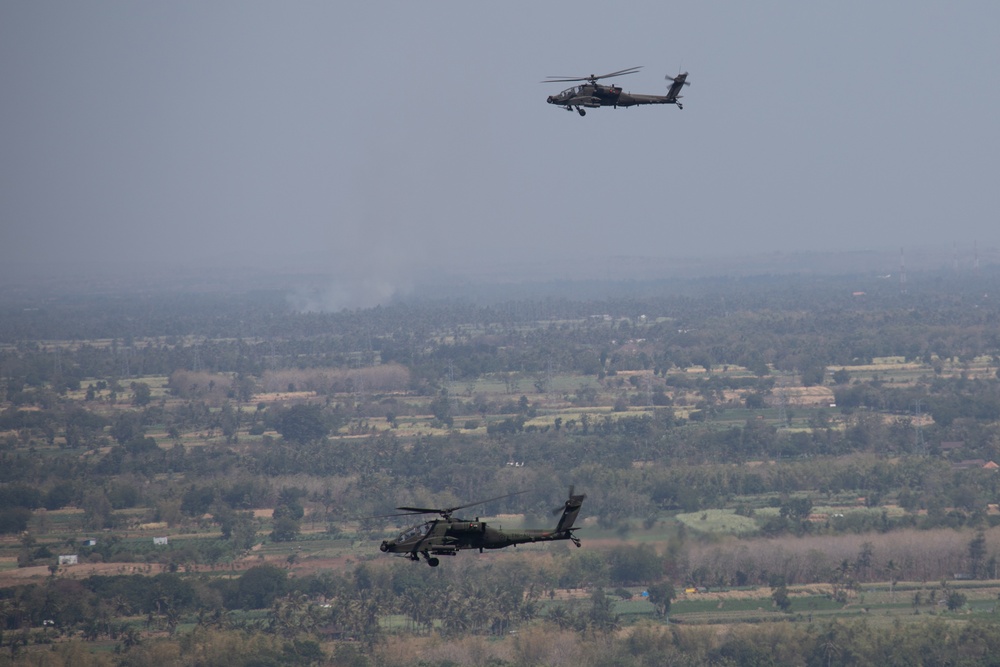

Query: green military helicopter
<box><xmin>544</xmin><ymin>66</ymin><xmax>690</xmax><ymax>116</ymax></box>
<box><xmin>377</xmin><ymin>488</ymin><xmax>585</xmax><ymax>566</ymax></box>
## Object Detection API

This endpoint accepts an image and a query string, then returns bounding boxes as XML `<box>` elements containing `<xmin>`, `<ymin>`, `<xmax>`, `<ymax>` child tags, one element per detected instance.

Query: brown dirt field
<box><xmin>780</xmin><ymin>386</ymin><xmax>836</xmax><ymax>406</ymax></box>
<box><xmin>0</xmin><ymin>546</ymin><xmax>373</xmax><ymax>589</ymax></box>
<box><xmin>675</xmin><ymin>583</ymin><xmax>835</xmax><ymax>602</ymax></box>
<box><xmin>251</xmin><ymin>391</ymin><xmax>317</xmax><ymax>403</ymax></box>
<box><xmin>0</xmin><ymin>561</ymin><xmax>164</xmax><ymax>586</ymax></box>
<box><xmin>283</xmin><ymin>555</ymin><xmax>358</xmax><ymax>575</ymax></box>
<box><xmin>548</xmin><ymin>587</ymin><xmax>591</xmax><ymax>600</ymax></box>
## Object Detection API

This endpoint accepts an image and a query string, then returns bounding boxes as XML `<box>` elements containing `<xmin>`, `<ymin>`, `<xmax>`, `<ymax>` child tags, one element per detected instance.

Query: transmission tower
<box><xmin>119</xmin><ymin>345</ymin><xmax>131</xmax><ymax>378</ymax></box>
<box><xmin>446</xmin><ymin>361</ymin><xmax>455</xmax><ymax>415</ymax></box>
<box><xmin>899</xmin><ymin>247</ymin><xmax>907</xmax><ymax>294</ymax></box>
<box><xmin>914</xmin><ymin>400</ymin><xmax>925</xmax><ymax>454</ymax></box>
<box><xmin>266</xmin><ymin>341</ymin><xmax>277</xmax><ymax>371</ymax></box>
<box><xmin>776</xmin><ymin>377</ymin><xmax>789</xmax><ymax>428</ymax></box>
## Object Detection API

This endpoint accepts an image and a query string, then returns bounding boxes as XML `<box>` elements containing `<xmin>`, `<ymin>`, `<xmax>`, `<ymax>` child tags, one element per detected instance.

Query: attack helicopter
<box><xmin>544</xmin><ymin>66</ymin><xmax>689</xmax><ymax>116</ymax></box>
<box><xmin>376</xmin><ymin>489</ymin><xmax>586</xmax><ymax>566</ymax></box>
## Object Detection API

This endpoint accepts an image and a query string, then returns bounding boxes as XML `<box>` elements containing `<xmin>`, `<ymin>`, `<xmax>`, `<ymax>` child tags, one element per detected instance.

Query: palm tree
<box><xmin>165</xmin><ymin>606</ymin><xmax>181</xmax><ymax>635</ymax></box>
<box><xmin>588</xmin><ymin>588</ymin><xmax>620</xmax><ymax>635</ymax></box>
<box><xmin>546</xmin><ymin>605</ymin><xmax>573</xmax><ymax>630</ymax></box>
<box><xmin>111</xmin><ymin>594</ymin><xmax>132</xmax><ymax>618</ymax></box>
<box><xmin>816</xmin><ymin>631</ymin><xmax>841</xmax><ymax>667</ymax></box>
<box><xmin>401</xmin><ymin>587</ymin><xmax>430</xmax><ymax>634</ymax></box>
<box><xmin>269</xmin><ymin>592</ymin><xmax>317</xmax><ymax>638</ymax></box>
<box><xmin>118</xmin><ymin>625</ymin><xmax>142</xmax><ymax>651</ymax></box>
<box><xmin>440</xmin><ymin>584</ymin><xmax>475</xmax><ymax>635</ymax></box>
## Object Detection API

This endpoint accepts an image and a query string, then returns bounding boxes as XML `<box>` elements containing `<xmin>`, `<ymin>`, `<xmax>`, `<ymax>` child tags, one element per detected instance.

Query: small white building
<box><xmin>58</xmin><ymin>555</ymin><xmax>78</xmax><ymax>566</ymax></box>
<box><xmin>153</xmin><ymin>536</ymin><xmax>169</xmax><ymax>546</ymax></box>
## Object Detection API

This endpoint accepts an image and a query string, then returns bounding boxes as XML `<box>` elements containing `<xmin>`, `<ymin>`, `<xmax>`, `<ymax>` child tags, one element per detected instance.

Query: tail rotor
<box><xmin>665</xmin><ymin>73</ymin><xmax>690</xmax><ymax>86</ymax></box>
<box><xmin>553</xmin><ymin>486</ymin><xmax>586</xmax><ymax>537</ymax></box>
<box><xmin>553</xmin><ymin>485</ymin><xmax>580</xmax><ymax>515</ymax></box>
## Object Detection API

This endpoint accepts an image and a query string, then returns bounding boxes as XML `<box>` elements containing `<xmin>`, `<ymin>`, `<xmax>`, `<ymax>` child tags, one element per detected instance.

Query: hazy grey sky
<box><xmin>2</xmin><ymin>2</ymin><xmax>998</xmax><ymax>298</ymax></box>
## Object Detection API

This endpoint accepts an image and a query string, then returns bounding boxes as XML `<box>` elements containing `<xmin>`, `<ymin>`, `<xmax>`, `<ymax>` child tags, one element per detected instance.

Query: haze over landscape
<box><xmin>2</xmin><ymin>2</ymin><xmax>998</xmax><ymax>307</ymax></box>
<box><xmin>10</xmin><ymin>7</ymin><xmax>1000</xmax><ymax>664</ymax></box>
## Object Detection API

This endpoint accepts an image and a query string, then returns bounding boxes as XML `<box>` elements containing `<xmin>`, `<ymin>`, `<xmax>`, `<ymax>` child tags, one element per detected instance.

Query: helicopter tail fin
<box><xmin>664</xmin><ymin>71</ymin><xmax>689</xmax><ymax>103</ymax></box>
<box><xmin>554</xmin><ymin>487</ymin><xmax>586</xmax><ymax>533</ymax></box>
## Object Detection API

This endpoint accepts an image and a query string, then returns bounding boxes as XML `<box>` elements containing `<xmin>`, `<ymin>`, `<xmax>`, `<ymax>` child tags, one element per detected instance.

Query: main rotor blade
<box><xmin>543</xmin><ymin>66</ymin><xmax>642</xmax><ymax>84</ymax></box>
<box><xmin>394</xmin><ymin>506</ymin><xmax>445</xmax><ymax>514</ymax></box>
<box><xmin>595</xmin><ymin>66</ymin><xmax>642</xmax><ymax>79</ymax></box>
<box><xmin>543</xmin><ymin>75</ymin><xmax>593</xmax><ymax>83</ymax></box>
<box><xmin>365</xmin><ymin>508</ymin><xmax>436</xmax><ymax>519</ymax></box>
<box><xmin>390</xmin><ymin>490</ymin><xmax>529</xmax><ymax>518</ymax></box>
<box><xmin>438</xmin><ymin>490</ymin><xmax>529</xmax><ymax>515</ymax></box>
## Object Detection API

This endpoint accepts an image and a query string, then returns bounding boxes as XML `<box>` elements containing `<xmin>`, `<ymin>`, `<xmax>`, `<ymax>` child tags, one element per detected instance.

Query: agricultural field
<box><xmin>4</xmin><ymin>270</ymin><xmax>1000</xmax><ymax>664</ymax></box>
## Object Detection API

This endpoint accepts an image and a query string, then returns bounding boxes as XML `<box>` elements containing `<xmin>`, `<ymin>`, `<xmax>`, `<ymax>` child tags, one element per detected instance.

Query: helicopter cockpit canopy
<box><xmin>398</xmin><ymin>522</ymin><xmax>432</xmax><ymax>542</ymax></box>
<box><xmin>548</xmin><ymin>86</ymin><xmax>582</xmax><ymax>103</ymax></box>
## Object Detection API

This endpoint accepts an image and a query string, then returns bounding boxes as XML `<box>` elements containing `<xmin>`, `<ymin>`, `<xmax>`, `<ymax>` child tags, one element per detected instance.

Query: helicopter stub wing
<box><xmin>567</xmin><ymin>95</ymin><xmax>602</xmax><ymax>108</ymax></box>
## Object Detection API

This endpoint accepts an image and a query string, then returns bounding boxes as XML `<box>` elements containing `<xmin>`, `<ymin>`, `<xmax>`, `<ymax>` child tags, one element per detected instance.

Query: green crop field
<box><xmin>674</xmin><ymin>510</ymin><xmax>760</xmax><ymax>536</ymax></box>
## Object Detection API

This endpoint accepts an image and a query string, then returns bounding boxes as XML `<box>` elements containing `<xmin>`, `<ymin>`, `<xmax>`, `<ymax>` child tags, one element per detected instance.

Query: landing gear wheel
<box><xmin>577</xmin><ymin>108</ymin><xmax>586</xmax><ymax>116</ymax></box>
<box><xmin>427</xmin><ymin>557</ymin><xmax>440</xmax><ymax>567</ymax></box>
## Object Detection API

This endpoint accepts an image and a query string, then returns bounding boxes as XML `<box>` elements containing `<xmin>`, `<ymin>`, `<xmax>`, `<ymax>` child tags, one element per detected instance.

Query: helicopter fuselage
<box><xmin>377</xmin><ymin>490</ymin><xmax>585</xmax><ymax>566</ymax></box>
<box><xmin>544</xmin><ymin>69</ymin><xmax>688</xmax><ymax>115</ymax></box>
<box><xmin>380</xmin><ymin>517</ymin><xmax>576</xmax><ymax>558</ymax></box>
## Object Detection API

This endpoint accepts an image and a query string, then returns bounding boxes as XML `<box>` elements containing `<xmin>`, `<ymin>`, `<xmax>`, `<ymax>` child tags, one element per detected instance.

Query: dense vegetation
<box><xmin>3</xmin><ymin>267</ymin><xmax>1000</xmax><ymax>664</ymax></box>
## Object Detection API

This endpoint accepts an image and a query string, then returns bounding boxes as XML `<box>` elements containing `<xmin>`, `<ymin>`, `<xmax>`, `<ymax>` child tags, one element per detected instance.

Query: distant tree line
<box><xmin>4</xmin><ymin>271</ymin><xmax>1000</xmax><ymax>398</ymax></box>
